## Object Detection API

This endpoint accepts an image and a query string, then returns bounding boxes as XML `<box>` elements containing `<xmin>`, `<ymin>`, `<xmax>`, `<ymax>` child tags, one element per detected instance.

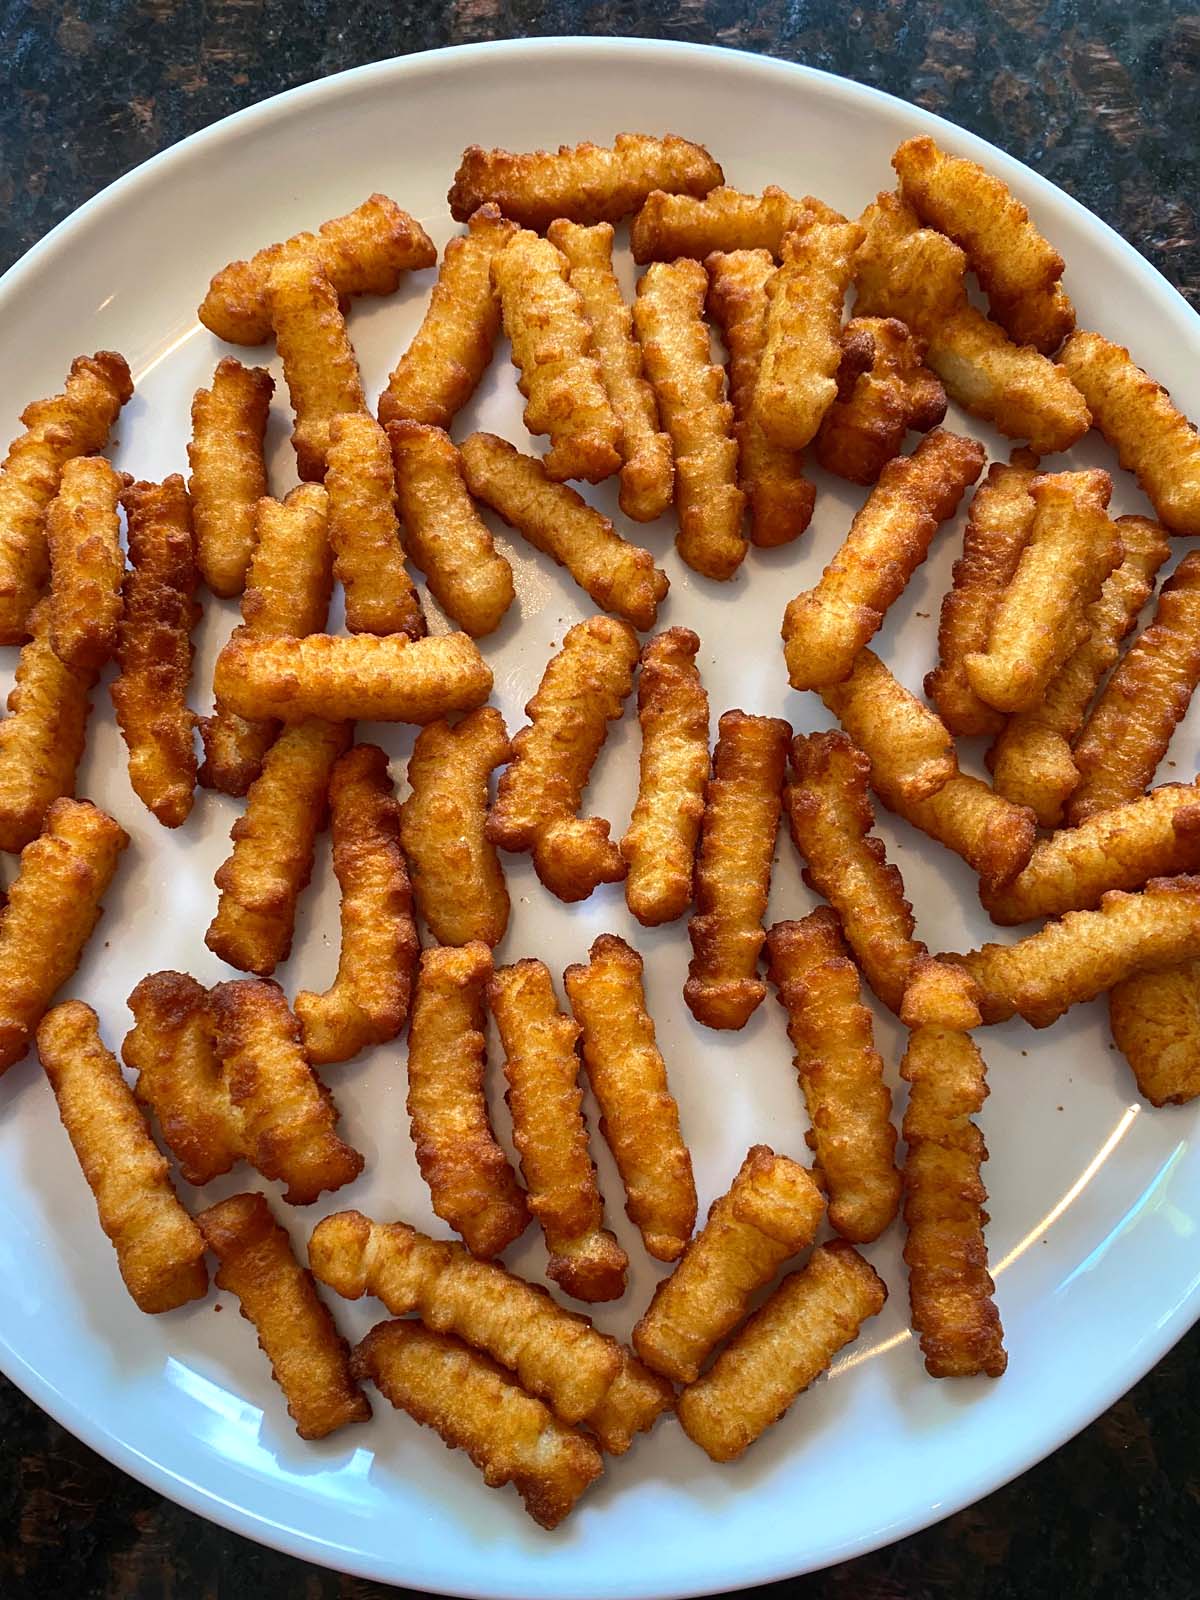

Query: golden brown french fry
<box><xmin>38</xmin><ymin>1001</ymin><xmax>207</xmax><ymax>1314</ymax></box>
<box><xmin>46</xmin><ymin>455</ymin><xmax>126</xmax><ymax>671</ymax></box>
<box><xmin>187</xmin><ymin>358</ymin><xmax>273</xmax><ymax>597</ymax></box>
<box><xmin>877</xmin><ymin>773</ymin><xmax>1036</xmax><ymax>895</ymax></box>
<box><xmin>490</xmin><ymin>959</ymin><xmax>628</xmax><ymax>1302</ymax></box>
<box><xmin>267</xmin><ymin>255</ymin><xmax>367</xmax><ymax>481</ymax></box>
<box><xmin>821</xmin><ymin>648</ymin><xmax>956</xmax><ymax>805</ymax></box>
<box><xmin>325</xmin><ymin>413</ymin><xmax>424</xmax><ymax>639</ymax></box>
<box><xmin>815</xmin><ymin>316</ymin><xmax>947</xmax><ymax>485</ymax></box>
<box><xmin>1109</xmin><ymin>960</ymin><xmax>1200</xmax><ymax>1108</ymax></box>
<box><xmin>632</xmin><ymin>185</ymin><xmax>810</xmax><ymax>263</ymax></box>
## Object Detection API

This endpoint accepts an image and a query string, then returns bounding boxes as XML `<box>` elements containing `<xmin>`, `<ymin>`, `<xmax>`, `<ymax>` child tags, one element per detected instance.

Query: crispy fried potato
<box><xmin>878</xmin><ymin>772</ymin><xmax>1036</xmax><ymax>895</ymax></box>
<box><xmin>38</xmin><ymin>1001</ymin><xmax>207</xmax><ymax>1314</ymax></box>
<box><xmin>764</xmin><ymin>913</ymin><xmax>901</xmax><ymax>1242</ymax></box>
<box><xmin>405</xmin><ymin>943</ymin><xmax>529</xmax><ymax>1260</ymax></box>
<box><xmin>821</xmin><ymin>649</ymin><xmax>956</xmax><ymax>805</ymax></box>
<box><xmin>199</xmin><ymin>193</ymin><xmax>436</xmax><ymax>345</ymax></box>
<box><xmin>1110</xmin><ymin>960</ymin><xmax>1200</xmax><ymax>1108</ymax></box>
<box><xmin>326</xmin><ymin>413</ymin><xmax>423</xmax><ymax>638</ymax></box>
<box><xmin>488</xmin><ymin>615</ymin><xmax>637</xmax><ymax>903</ymax></box>
<box><xmin>684</xmin><ymin>710</ymin><xmax>790</xmax><ymax>1030</ymax></box>
<box><xmin>584</xmin><ymin>1349</ymin><xmax>675</xmax><ymax>1456</ymax></box>
<box><xmin>211</xmin><ymin>978</ymin><xmax>363</xmax><ymax>1203</ymax></box>
<box><xmin>353</xmin><ymin>1320</ymin><xmax>602</xmax><ymax>1529</ymax></box>
<box><xmin>1068</xmin><ymin>551</ymin><xmax>1200</xmax><ymax>825</ymax></box>
<box><xmin>112</xmin><ymin>476</ymin><xmax>199</xmax><ymax>828</ymax></box>
<box><xmin>565</xmin><ymin>934</ymin><xmax>697</xmax><ymax>1262</ymax></box>
<box><xmin>854</xmin><ymin>193</ymin><xmax>1089</xmax><ymax>453</ymax></box>
<box><xmin>893</xmin><ymin>135</ymin><xmax>1073</xmax><ymax>353</ymax></box>
<box><xmin>213</xmin><ymin>629</ymin><xmax>493</xmax><ymax>725</ymax></box>
<box><xmin>492</xmin><ymin>230</ymin><xmax>620</xmax><ymax>484</ymax></box>
<box><xmin>379</xmin><ymin>204</ymin><xmax>518</xmax><ymax>430</ymax></box>
<box><xmin>123</xmin><ymin>971</ymin><xmax>240</xmax><ymax>1188</ymax></box>
<box><xmin>784</xmin><ymin>429</ymin><xmax>984</xmax><ymax>689</ymax></box>
<box><xmin>965</xmin><ymin>468</ymin><xmax>1119</xmax><ymax>714</ymax></box>
<box><xmin>448</xmin><ymin>132</ymin><xmax>723</xmax><ymax>229</ymax></box>
<box><xmin>635</xmin><ymin>259</ymin><xmax>747</xmax><ymax>579</ymax></box>
<box><xmin>198</xmin><ymin>1191</ymin><xmax>369</xmax><ymax>1438</ymax></box>
<box><xmin>267</xmin><ymin>255</ymin><xmax>367</xmax><ymax>481</ymax></box>
<box><xmin>900</xmin><ymin>957</ymin><xmax>1006</xmax><ymax>1379</ymax></box>
<box><xmin>632</xmin><ymin>185</ymin><xmax>810</xmax><ymax>263</ymax></box>
<box><xmin>546</xmin><ymin>219</ymin><xmax>674</xmax><ymax>522</ymax></box>
<box><xmin>633</xmin><ymin>1146</ymin><xmax>825</xmax><ymax>1384</ymax></box>
<box><xmin>187</xmin><ymin>358</ymin><xmax>273</xmax><ymax>597</ymax></box>
<box><xmin>1060</xmin><ymin>330</ymin><xmax>1200</xmax><ymax>536</ymax></box>
<box><xmin>46</xmin><ymin>455</ymin><xmax>126</xmax><ymax>671</ymax></box>
<box><xmin>0</xmin><ymin>798</ymin><xmax>127</xmax><ymax>1074</ymax></box>
<box><xmin>784</xmin><ymin>732</ymin><xmax>924</xmax><ymax>1014</ymax></box>
<box><xmin>678</xmin><ymin>1240</ymin><xmax>886</xmax><ymax>1461</ymax></box>
<box><xmin>294</xmin><ymin>744</ymin><xmax>418</xmax><ymax>1063</ymax></box>
<box><xmin>0</xmin><ymin>351</ymin><xmax>132</xmax><ymax>644</ymax></box>
<box><xmin>816</xmin><ymin>316</ymin><xmax>947</xmax><ymax>485</ymax></box>
<box><xmin>705</xmin><ymin>249</ymin><xmax>815</xmax><ymax>548</ymax></box>
<box><xmin>925</xmin><ymin>449</ymin><xmax>1040</xmax><ymax>736</ymax></box>
<box><xmin>989</xmin><ymin>515</ymin><xmax>1171</xmax><ymax>826</ymax></box>
<box><xmin>207</xmin><ymin>718</ymin><xmax>350</xmax><ymax>976</ymax></box>
<box><xmin>0</xmin><ymin>599</ymin><xmax>96</xmax><ymax>854</ymax></box>
<box><xmin>399</xmin><ymin>710</ymin><xmax>510</xmax><ymax>948</ymax></box>
<box><xmin>620</xmin><ymin>628</ymin><xmax>709</xmax><ymax>926</ymax></box>
<box><xmin>490</xmin><ymin>959</ymin><xmax>628</xmax><ymax>1302</ymax></box>
<box><xmin>388</xmin><ymin>421</ymin><xmax>514</xmax><ymax>638</ymax></box>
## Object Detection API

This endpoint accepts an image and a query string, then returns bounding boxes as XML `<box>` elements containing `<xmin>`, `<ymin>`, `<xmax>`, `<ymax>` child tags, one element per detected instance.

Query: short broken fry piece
<box><xmin>633</xmin><ymin>1145</ymin><xmax>825</xmax><ymax>1385</ymax></box>
<box><xmin>585</xmin><ymin>1349</ymin><xmax>676</xmax><ymax>1456</ymax></box>
<box><xmin>198</xmin><ymin>1191</ymin><xmax>370</xmax><ymax>1439</ymax></box>
<box><xmin>38</xmin><ymin>1000</ymin><xmax>207</xmax><ymax>1314</ymax></box>
<box><xmin>490</xmin><ymin>959</ymin><xmax>628</xmax><ymax>1302</ymax></box>
<box><xmin>632</xmin><ymin>184</ymin><xmax>810</xmax><ymax>263</ymax></box>
<box><xmin>678</xmin><ymin>1241</ymin><xmax>887</xmax><ymax>1461</ymax></box>
<box><xmin>1109</xmin><ymin>960</ymin><xmax>1200</xmax><ymax>1108</ymax></box>
<box><xmin>325</xmin><ymin>413</ymin><xmax>424</xmax><ymax>638</ymax></box>
<box><xmin>46</xmin><ymin>455</ymin><xmax>125</xmax><ymax>671</ymax></box>
<box><xmin>187</xmin><ymin>358</ymin><xmax>273</xmax><ymax>597</ymax></box>
<box><xmin>878</xmin><ymin>773</ymin><xmax>1036</xmax><ymax>895</ymax></box>
<box><xmin>267</xmin><ymin>254</ymin><xmax>366</xmax><ymax>481</ymax></box>
<box><xmin>816</xmin><ymin>315</ymin><xmax>948</xmax><ymax>485</ymax></box>
<box><xmin>821</xmin><ymin>649</ymin><xmax>956</xmax><ymax>806</ymax></box>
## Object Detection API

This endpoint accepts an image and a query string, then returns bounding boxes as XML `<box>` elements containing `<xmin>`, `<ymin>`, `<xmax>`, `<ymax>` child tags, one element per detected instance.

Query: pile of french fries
<box><xmin>1</xmin><ymin>126</ymin><xmax>1199</xmax><ymax>1530</ymax></box>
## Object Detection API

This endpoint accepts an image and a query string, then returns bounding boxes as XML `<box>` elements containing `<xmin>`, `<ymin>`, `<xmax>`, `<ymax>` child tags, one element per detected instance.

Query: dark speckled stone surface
<box><xmin>3</xmin><ymin>4</ymin><xmax>1200</xmax><ymax>1597</ymax></box>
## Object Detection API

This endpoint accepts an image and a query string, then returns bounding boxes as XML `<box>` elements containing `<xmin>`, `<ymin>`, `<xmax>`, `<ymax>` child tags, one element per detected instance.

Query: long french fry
<box><xmin>325</xmin><ymin>413</ymin><xmax>424</xmax><ymax>639</ymax></box>
<box><xmin>877</xmin><ymin>772</ymin><xmax>1036</xmax><ymax>895</ymax></box>
<box><xmin>267</xmin><ymin>255</ymin><xmax>367</xmax><ymax>481</ymax></box>
<box><xmin>46</xmin><ymin>455</ymin><xmax>126</xmax><ymax>671</ymax></box>
<box><xmin>187</xmin><ymin>358</ymin><xmax>273</xmax><ymax>597</ymax></box>
<box><xmin>821</xmin><ymin>649</ymin><xmax>956</xmax><ymax>805</ymax></box>
<box><xmin>632</xmin><ymin>185</ymin><xmax>810</xmax><ymax>263</ymax></box>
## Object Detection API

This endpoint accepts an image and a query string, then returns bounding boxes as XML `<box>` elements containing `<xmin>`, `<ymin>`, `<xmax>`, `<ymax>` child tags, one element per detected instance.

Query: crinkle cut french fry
<box><xmin>398</xmin><ymin>709</ymin><xmax>511</xmax><ymax>949</ymax></box>
<box><xmin>815</xmin><ymin>316</ymin><xmax>948</xmax><ymax>485</ymax></box>
<box><xmin>0</xmin><ymin>798</ymin><xmax>127</xmax><ymax>1074</ymax></box>
<box><xmin>1060</xmin><ymin>330</ymin><xmax>1200</xmax><ymax>537</ymax></box>
<box><xmin>199</xmin><ymin>193</ymin><xmax>436</xmax><ymax>346</ymax></box>
<box><xmin>491</xmin><ymin>230</ymin><xmax>621</xmax><ymax>484</ymax></box>
<box><xmin>267</xmin><ymin>254</ymin><xmax>367</xmax><ymax>482</ymax></box>
<box><xmin>46</xmin><ymin>455</ymin><xmax>126</xmax><ymax>671</ymax></box>
<box><xmin>564</xmin><ymin>934</ymin><xmax>697</xmax><ymax>1262</ymax></box>
<box><xmin>821</xmin><ymin>648</ymin><xmax>956</xmax><ymax>807</ymax></box>
<box><xmin>37</xmin><ymin>1001</ymin><xmax>207</xmax><ymax>1314</ymax></box>
<box><xmin>988</xmin><ymin>515</ymin><xmax>1171</xmax><ymax>827</ymax></box>
<box><xmin>947</xmin><ymin>876</ymin><xmax>1200</xmax><ymax>1028</ymax></box>
<box><xmin>546</xmin><ymin>219</ymin><xmax>674</xmax><ymax>523</ymax></box>
<box><xmin>123</xmin><ymin>970</ymin><xmax>241</xmax><ymax>1188</ymax></box>
<box><xmin>212</xmin><ymin>630</ymin><xmax>494</xmax><ymax>726</ymax></box>
<box><xmin>900</xmin><ymin>957</ymin><xmax>1007</xmax><ymax>1379</ymax></box>
<box><xmin>620</xmin><ymin>628</ymin><xmax>709</xmax><ymax>927</ymax></box>
<box><xmin>784</xmin><ymin>732</ymin><xmax>924</xmax><ymax>1015</ymax></box>
<box><xmin>584</xmin><ymin>1349</ymin><xmax>676</xmax><ymax>1456</ymax></box>
<box><xmin>925</xmin><ymin>449</ymin><xmax>1040</xmax><ymax>737</ymax></box>
<box><xmin>893</xmin><ymin>135</ymin><xmax>1074</xmax><ymax>354</ymax></box>
<box><xmin>187</xmin><ymin>358</ymin><xmax>273</xmax><ymax>598</ymax></box>
<box><xmin>783</xmin><ymin>428</ymin><xmax>984</xmax><ymax>690</ymax></box>
<box><xmin>0</xmin><ymin>599</ymin><xmax>96</xmax><ymax>854</ymax></box>
<box><xmin>705</xmin><ymin>249</ymin><xmax>815</xmax><ymax>549</ymax></box>
<box><xmin>198</xmin><ymin>1191</ymin><xmax>370</xmax><ymax>1440</ymax></box>
<box><xmin>0</xmin><ymin>350</ymin><xmax>132</xmax><ymax>645</ymax></box>
<box><xmin>764</xmin><ymin>913</ymin><xmax>901</xmax><ymax>1243</ymax></box>
<box><xmin>1109</xmin><ymin>959</ymin><xmax>1200</xmax><ymax>1108</ymax></box>
<box><xmin>294</xmin><ymin>743</ymin><xmax>418</xmax><ymax>1064</ymax></box>
<box><xmin>678</xmin><ymin>1241</ymin><xmax>887</xmax><ymax>1461</ymax></box>
<box><xmin>877</xmin><ymin>772</ymin><xmax>1036</xmax><ymax>896</ymax></box>
<box><xmin>405</xmin><ymin>943</ymin><xmax>529</xmax><ymax>1260</ymax></box>
<box><xmin>206</xmin><ymin>718</ymin><xmax>351</xmax><ymax>977</ymax></box>
<box><xmin>459</xmin><ymin>432</ymin><xmax>667</xmax><ymax>631</ymax></box>
<box><xmin>352</xmin><ymin>1320</ymin><xmax>603</xmax><ymax>1530</ymax></box>
<box><xmin>1068</xmin><ymin>551</ymin><xmax>1200</xmax><ymax>826</ymax></box>
<box><xmin>487</xmin><ymin>615</ymin><xmax>637</xmax><ymax>904</ymax></box>
<box><xmin>490</xmin><ymin>960</ymin><xmax>628</xmax><ymax>1303</ymax></box>
<box><xmin>447</xmin><ymin>132</ymin><xmax>723</xmax><ymax>229</ymax></box>
<box><xmin>211</xmin><ymin>978</ymin><xmax>363</xmax><ymax>1204</ymax></box>
<box><xmin>965</xmin><ymin>468</ymin><xmax>1120</xmax><ymax>715</ymax></box>
<box><xmin>635</xmin><ymin>259</ymin><xmax>747</xmax><ymax>580</ymax></box>
<box><xmin>326</xmin><ymin>414</ymin><xmax>424</xmax><ymax>639</ymax></box>
<box><xmin>112</xmin><ymin>476</ymin><xmax>199</xmax><ymax>829</ymax></box>
<box><xmin>854</xmin><ymin>192</ymin><xmax>1090</xmax><ymax>454</ymax></box>
<box><xmin>379</xmin><ymin>204</ymin><xmax>518</xmax><ymax>431</ymax></box>
<box><xmin>684</xmin><ymin>710</ymin><xmax>790</xmax><ymax>1031</ymax></box>
<box><xmin>633</xmin><ymin>1145</ymin><xmax>825</xmax><ymax>1385</ymax></box>
<box><xmin>631</xmin><ymin>185</ymin><xmax>810</xmax><ymax>264</ymax></box>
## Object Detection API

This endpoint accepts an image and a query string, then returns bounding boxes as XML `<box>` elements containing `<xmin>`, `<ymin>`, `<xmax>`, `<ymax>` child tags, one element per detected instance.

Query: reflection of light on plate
<box><xmin>134</xmin><ymin>322</ymin><xmax>206</xmax><ymax>385</ymax></box>
<box><xmin>833</xmin><ymin>1326</ymin><xmax>911</xmax><ymax>1378</ymax></box>
<box><xmin>1057</xmin><ymin>1141</ymin><xmax>1189</xmax><ymax>1295</ymax></box>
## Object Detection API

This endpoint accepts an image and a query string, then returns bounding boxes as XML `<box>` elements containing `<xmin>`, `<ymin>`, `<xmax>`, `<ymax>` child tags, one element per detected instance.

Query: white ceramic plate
<box><xmin>1</xmin><ymin>36</ymin><xmax>1198</xmax><ymax>1600</ymax></box>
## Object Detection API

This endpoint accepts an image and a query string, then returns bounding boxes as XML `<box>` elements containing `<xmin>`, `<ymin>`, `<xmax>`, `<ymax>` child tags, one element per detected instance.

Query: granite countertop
<box><xmin>2</xmin><ymin>4</ymin><xmax>1199</xmax><ymax>1597</ymax></box>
